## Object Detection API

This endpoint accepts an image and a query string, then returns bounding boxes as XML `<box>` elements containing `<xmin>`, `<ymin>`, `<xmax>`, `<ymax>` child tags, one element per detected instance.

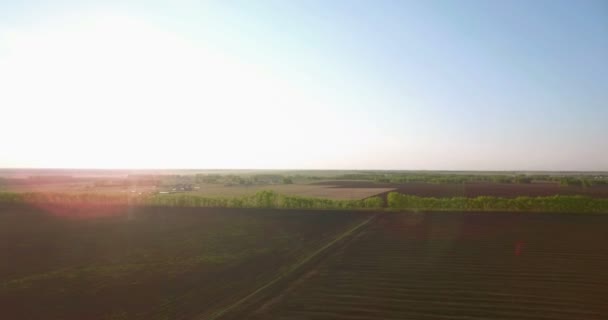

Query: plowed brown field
<box><xmin>2</xmin><ymin>205</ymin><xmax>607</xmax><ymax>320</ymax></box>
<box><xmin>314</xmin><ymin>180</ymin><xmax>608</xmax><ymax>200</ymax></box>
<box><xmin>244</xmin><ymin>212</ymin><xmax>608</xmax><ymax>320</ymax></box>
<box><xmin>0</xmin><ymin>205</ymin><xmax>370</xmax><ymax>320</ymax></box>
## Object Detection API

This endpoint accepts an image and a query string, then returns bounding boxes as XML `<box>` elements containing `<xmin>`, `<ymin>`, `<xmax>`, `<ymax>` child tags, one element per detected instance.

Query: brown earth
<box><xmin>0</xmin><ymin>204</ymin><xmax>371</xmax><ymax>320</ymax></box>
<box><xmin>2</xmin><ymin>205</ymin><xmax>607</xmax><ymax>320</ymax></box>
<box><xmin>243</xmin><ymin>212</ymin><xmax>608</xmax><ymax>320</ymax></box>
<box><xmin>1</xmin><ymin>180</ymin><xmax>393</xmax><ymax>200</ymax></box>
<box><xmin>314</xmin><ymin>180</ymin><xmax>608</xmax><ymax>200</ymax></box>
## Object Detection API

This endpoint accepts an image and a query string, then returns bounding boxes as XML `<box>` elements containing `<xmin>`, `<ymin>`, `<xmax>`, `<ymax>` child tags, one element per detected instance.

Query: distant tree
<box><xmin>514</xmin><ymin>175</ymin><xmax>532</xmax><ymax>184</ymax></box>
<box><xmin>363</xmin><ymin>197</ymin><xmax>384</xmax><ymax>208</ymax></box>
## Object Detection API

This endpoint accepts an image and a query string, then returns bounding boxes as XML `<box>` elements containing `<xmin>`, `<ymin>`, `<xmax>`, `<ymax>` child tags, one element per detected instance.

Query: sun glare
<box><xmin>1</xmin><ymin>12</ymin><xmax>350</xmax><ymax>169</ymax></box>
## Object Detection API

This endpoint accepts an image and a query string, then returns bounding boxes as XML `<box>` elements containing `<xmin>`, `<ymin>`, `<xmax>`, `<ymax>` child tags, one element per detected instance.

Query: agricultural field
<box><xmin>2</xmin><ymin>170</ymin><xmax>608</xmax><ymax>320</ymax></box>
<box><xmin>188</xmin><ymin>184</ymin><xmax>395</xmax><ymax>200</ymax></box>
<box><xmin>1</xmin><ymin>203</ymin><xmax>607</xmax><ymax>320</ymax></box>
<box><xmin>3</xmin><ymin>170</ymin><xmax>608</xmax><ymax>202</ymax></box>
<box><xmin>241</xmin><ymin>212</ymin><xmax>608</xmax><ymax>320</ymax></box>
<box><xmin>0</xmin><ymin>204</ymin><xmax>371</xmax><ymax>320</ymax></box>
<box><xmin>315</xmin><ymin>180</ymin><xmax>608</xmax><ymax>199</ymax></box>
<box><xmin>0</xmin><ymin>175</ymin><xmax>394</xmax><ymax>201</ymax></box>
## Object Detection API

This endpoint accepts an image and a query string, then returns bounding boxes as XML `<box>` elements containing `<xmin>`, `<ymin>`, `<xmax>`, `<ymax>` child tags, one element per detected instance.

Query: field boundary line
<box><xmin>203</xmin><ymin>213</ymin><xmax>378</xmax><ymax>320</ymax></box>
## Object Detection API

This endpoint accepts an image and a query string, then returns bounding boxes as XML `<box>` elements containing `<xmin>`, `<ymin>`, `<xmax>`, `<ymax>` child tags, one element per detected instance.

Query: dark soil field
<box><xmin>2</xmin><ymin>205</ymin><xmax>607</xmax><ymax>320</ymax></box>
<box><xmin>0</xmin><ymin>205</ymin><xmax>371</xmax><ymax>320</ymax></box>
<box><xmin>243</xmin><ymin>212</ymin><xmax>608</xmax><ymax>320</ymax></box>
<box><xmin>315</xmin><ymin>180</ymin><xmax>608</xmax><ymax>200</ymax></box>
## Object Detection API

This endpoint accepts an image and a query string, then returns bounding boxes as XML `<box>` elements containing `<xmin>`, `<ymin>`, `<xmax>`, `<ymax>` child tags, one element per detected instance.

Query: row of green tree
<box><xmin>557</xmin><ymin>177</ymin><xmax>608</xmax><ymax>187</ymax></box>
<box><xmin>145</xmin><ymin>190</ymin><xmax>383</xmax><ymax>209</ymax></box>
<box><xmin>148</xmin><ymin>172</ymin><xmax>608</xmax><ymax>187</ymax></box>
<box><xmin>2</xmin><ymin>191</ymin><xmax>608</xmax><ymax>213</ymax></box>
<box><xmin>0</xmin><ymin>191</ymin><xmax>384</xmax><ymax>210</ymax></box>
<box><xmin>386</xmin><ymin>192</ymin><xmax>608</xmax><ymax>213</ymax></box>
<box><xmin>192</xmin><ymin>174</ymin><xmax>294</xmax><ymax>185</ymax></box>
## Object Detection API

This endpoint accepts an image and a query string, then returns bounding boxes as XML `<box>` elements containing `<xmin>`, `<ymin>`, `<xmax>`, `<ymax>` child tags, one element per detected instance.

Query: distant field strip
<box><xmin>205</xmin><ymin>214</ymin><xmax>378</xmax><ymax>320</ymax></box>
<box><xmin>190</xmin><ymin>185</ymin><xmax>394</xmax><ymax>200</ymax></box>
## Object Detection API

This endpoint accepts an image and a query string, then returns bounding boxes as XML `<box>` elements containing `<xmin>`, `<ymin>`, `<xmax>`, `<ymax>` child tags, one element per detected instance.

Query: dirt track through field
<box><xmin>208</xmin><ymin>214</ymin><xmax>378</xmax><ymax>320</ymax></box>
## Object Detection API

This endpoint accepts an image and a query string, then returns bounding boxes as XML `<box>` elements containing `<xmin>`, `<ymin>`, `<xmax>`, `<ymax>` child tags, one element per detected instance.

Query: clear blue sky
<box><xmin>1</xmin><ymin>1</ymin><xmax>607</xmax><ymax>170</ymax></box>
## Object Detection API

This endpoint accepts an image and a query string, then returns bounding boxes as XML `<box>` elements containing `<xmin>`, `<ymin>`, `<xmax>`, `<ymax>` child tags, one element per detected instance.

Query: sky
<box><xmin>1</xmin><ymin>0</ymin><xmax>607</xmax><ymax>170</ymax></box>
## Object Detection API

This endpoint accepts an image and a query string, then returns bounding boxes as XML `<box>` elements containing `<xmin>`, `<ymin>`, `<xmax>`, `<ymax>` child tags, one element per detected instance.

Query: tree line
<box><xmin>131</xmin><ymin>172</ymin><xmax>608</xmax><ymax>188</ymax></box>
<box><xmin>145</xmin><ymin>190</ymin><xmax>384</xmax><ymax>209</ymax></box>
<box><xmin>2</xmin><ymin>191</ymin><xmax>608</xmax><ymax>213</ymax></box>
<box><xmin>0</xmin><ymin>191</ymin><xmax>384</xmax><ymax>210</ymax></box>
<box><xmin>333</xmin><ymin>172</ymin><xmax>608</xmax><ymax>186</ymax></box>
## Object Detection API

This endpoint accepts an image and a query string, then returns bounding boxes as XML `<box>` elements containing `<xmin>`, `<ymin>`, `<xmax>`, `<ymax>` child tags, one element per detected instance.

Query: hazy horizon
<box><xmin>2</xmin><ymin>1</ymin><xmax>607</xmax><ymax>171</ymax></box>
